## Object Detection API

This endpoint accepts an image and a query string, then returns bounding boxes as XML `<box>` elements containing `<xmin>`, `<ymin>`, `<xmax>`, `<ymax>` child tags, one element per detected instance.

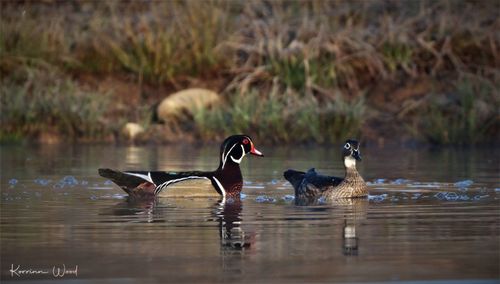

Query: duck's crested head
<box><xmin>342</xmin><ymin>139</ymin><xmax>361</xmax><ymax>166</ymax></box>
<box><xmin>219</xmin><ymin>135</ymin><xmax>264</xmax><ymax>169</ymax></box>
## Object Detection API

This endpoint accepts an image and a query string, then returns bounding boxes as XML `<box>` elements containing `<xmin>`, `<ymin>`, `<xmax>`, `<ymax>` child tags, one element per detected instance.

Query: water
<box><xmin>1</xmin><ymin>144</ymin><xmax>499</xmax><ymax>283</ymax></box>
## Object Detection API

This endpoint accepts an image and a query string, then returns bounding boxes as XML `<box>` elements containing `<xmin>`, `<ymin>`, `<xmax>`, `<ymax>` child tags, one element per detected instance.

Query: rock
<box><xmin>122</xmin><ymin>122</ymin><xmax>144</xmax><ymax>140</ymax></box>
<box><xmin>156</xmin><ymin>88</ymin><xmax>220</xmax><ymax>122</ymax></box>
<box><xmin>38</xmin><ymin>128</ymin><xmax>61</xmax><ymax>144</ymax></box>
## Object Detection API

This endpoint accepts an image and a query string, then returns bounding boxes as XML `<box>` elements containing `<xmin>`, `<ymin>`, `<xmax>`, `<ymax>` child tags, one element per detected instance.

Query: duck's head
<box><xmin>342</xmin><ymin>139</ymin><xmax>361</xmax><ymax>168</ymax></box>
<box><xmin>220</xmin><ymin>135</ymin><xmax>263</xmax><ymax>169</ymax></box>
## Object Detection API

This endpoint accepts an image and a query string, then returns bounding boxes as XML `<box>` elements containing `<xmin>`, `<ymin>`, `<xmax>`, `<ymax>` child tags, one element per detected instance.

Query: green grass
<box><xmin>0</xmin><ymin>1</ymin><xmax>498</xmax><ymax>144</ymax></box>
<box><xmin>99</xmin><ymin>1</ymin><xmax>230</xmax><ymax>85</ymax></box>
<box><xmin>193</xmin><ymin>90</ymin><xmax>365</xmax><ymax>144</ymax></box>
<box><xmin>418</xmin><ymin>79</ymin><xmax>499</xmax><ymax>145</ymax></box>
<box><xmin>1</xmin><ymin>66</ymin><xmax>112</xmax><ymax>141</ymax></box>
<box><xmin>3</xmin><ymin>1</ymin><xmax>496</xmax><ymax>89</ymax></box>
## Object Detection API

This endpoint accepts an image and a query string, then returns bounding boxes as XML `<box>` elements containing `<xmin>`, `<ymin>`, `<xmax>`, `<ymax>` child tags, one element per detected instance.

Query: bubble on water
<box><xmin>434</xmin><ymin>192</ymin><xmax>447</xmax><ymax>200</ymax></box>
<box><xmin>368</xmin><ymin>194</ymin><xmax>387</xmax><ymax>202</ymax></box>
<box><xmin>112</xmin><ymin>193</ymin><xmax>126</xmax><ymax>199</ymax></box>
<box><xmin>80</xmin><ymin>180</ymin><xmax>88</xmax><ymax>185</ymax></box>
<box><xmin>8</xmin><ymin>179</ymin><xmax>18</xmax><ymax>186</ymax></box>
<box><xmin>373</xmin><ymin>178</ymin><xmax>386</xmax><ymax>184</ymax></box>
<box><xmin>282</xmin><ymin>195</ymin><xmax>295</xmax><ymax>202</ymax></box>
<box><xmin>103</xmin><ymin>180</ymin><xmax>113</xmax><ymax>185</ymax></box>
<box><xmin>89</xmin><ymin>195</ymin><xmax>98</xmax><ymax>200</ymax></box>
<box><xmin>411</xmin><ymin>193</ymin><xmax>422</xmax><ymax>200</ymax></box>
<box><xmin>473</xmin><ymin>195</ymin><xmax>489</xmax><ymax>200</ymax></box>
<box><xmin>444</xmin><ymin>192</ymin><xmax>459</xmax><ymax>201</ymax></box>
<box><xmin>391</xmin><ymin>179</ymin><xmax>410</xmax><ymax>185</ymax></box>
<box><xmin>454</xmin><ymin>180</ymin><xmax>473</xmax><ymax>188</ymax></box>
<box><xmin>239</xmin><ymin>193</ymin><xmax>247</xmax><ymax>199</ymax></box>
<box><xmin>459</xmin><ymin>194</ymin><xmax>470</xmax><ymax>201</ymax></box>
<box><xmin>435</xmin><ymin>191</ymin><xmax>475</xmax><ymax>201</ymax></box>
<box><xmin>61</xmin><ymin>176</ymin><xmax>78</xmax><ymax>186</ymax></box>
<box><xmin>34</xmin><ymin>178</ymin><xmax>50</xmax><ymax>186</ymax></box>
<box><xmin>53</xmin><ymin>183</ymin><xmax>65</xmax><ymax>189</ymax></box>
<box><xmin>270</xmin><ymin>179</ymin><xmax>279</xmax><ymax>185</ymax></box>
<box><xmin>243</xmin><ymin>180</ymin><xmax>253</xmax><ymax>185</ymax></box>
<box><xmin>255</xmin><ymin>195</ymin><xmax>276</xmax><ymax>203</ymax></box>
<box><xmin>255</xmin><ymin>196</ymin><xmax>266</xmax><ymax>202</ymax></box>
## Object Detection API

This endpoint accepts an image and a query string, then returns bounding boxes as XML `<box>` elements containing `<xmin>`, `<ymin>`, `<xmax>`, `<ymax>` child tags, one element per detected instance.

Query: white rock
<box><xmin>122</xmin><ymin>122</ymin><xmax>144</xmax><ymax>139</ymax></box>
<box><xmin>157</xmin><ymin>88</ymin><xmax>219</xmax><ymax>122</ymax></box>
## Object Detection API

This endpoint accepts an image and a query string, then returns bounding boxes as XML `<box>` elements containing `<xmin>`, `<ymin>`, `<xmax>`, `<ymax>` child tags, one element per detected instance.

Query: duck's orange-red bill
<box><xmin>250</xmin><ymin>143</ymin><xmax>264</xmax><ymax>157</ymax></box>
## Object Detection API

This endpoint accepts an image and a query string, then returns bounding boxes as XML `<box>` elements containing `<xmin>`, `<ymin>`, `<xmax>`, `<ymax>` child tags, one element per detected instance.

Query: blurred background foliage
<box><xmin>1</xmin><ymin>0</ymin><xmax>498</xmax><ymax>145</ymax></box>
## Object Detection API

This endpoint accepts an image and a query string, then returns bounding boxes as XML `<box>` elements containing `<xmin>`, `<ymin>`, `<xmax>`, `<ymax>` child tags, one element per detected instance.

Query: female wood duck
<box><xmin>284</xmin><ymin>139</ymin><xmax>367</xmax><ymax>202</ymax></box>
<box><xmin>99</xmin><ymin>135</ymin><xmax>263</xmax><ymax>199</ymax></box>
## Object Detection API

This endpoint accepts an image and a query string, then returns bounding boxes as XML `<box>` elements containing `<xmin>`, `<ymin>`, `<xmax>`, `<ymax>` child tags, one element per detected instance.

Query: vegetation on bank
<box><xmin>1</xmin><ymin>66</ymin><xmax>111</xmax><ymax>142</ymax></box>
<box><xmin>1</xmin><ymin>1</ymin><xmax>498</xmax><ymax>145</ymax></box>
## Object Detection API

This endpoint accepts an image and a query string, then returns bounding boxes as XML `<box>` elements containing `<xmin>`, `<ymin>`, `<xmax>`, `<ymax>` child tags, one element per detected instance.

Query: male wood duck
<box><xmin>99</xmin><ymin>135</ymin><xmax>263</xmax><ymax>199</ymax></box>
<box><xmin>284</xmin><ymin>139</ymin><xmax>367</xmax><ymax>202</ymax></box>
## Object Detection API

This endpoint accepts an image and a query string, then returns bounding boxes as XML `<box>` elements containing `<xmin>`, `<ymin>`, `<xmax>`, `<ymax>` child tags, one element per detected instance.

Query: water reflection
<box><xmin>215</xmin><ymin>198</ymin><xmax>252</xmax><ymax>250</ymax></box>
<box><xmin>105</xmin><ymin>196</ymin><xmax>253</xmax><ymax>251</ymax></box>
<box><xmin>107</xmin><ymin>197</ymin><xmax>159</xmax><ymax>223</ymax></box>
<box><xmin>341</xmin><ymin>199</ymin><xmax>367</xmax><ymax>256</ymax></box>
<box><xmin>2</xmin><ymin>144</ymin><xmax>499</xmax><ymax>282</ymax></box>
<box><xmin>295</xmin><ymin>198</ymin><xmax>368</xmax><ymax>256</ymax></box>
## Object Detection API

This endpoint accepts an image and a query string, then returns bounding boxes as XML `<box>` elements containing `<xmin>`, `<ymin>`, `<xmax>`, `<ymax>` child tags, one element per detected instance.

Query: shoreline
<box><xmin>1</xmin><ymin>1</ymin><xmax>498</xmax><ymax>145</ymax></box>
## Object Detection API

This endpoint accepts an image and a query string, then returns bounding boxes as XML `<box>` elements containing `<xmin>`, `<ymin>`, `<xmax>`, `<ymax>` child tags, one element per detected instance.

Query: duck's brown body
<box><xmin>320</xmin><ymin>166</ymin><xmax>367</xmax><ymax>199</ymax></box>
<box><xmin>284</xmin><ymin>140</ymin><xmax>368</xmax><ymax>203</ymax></box>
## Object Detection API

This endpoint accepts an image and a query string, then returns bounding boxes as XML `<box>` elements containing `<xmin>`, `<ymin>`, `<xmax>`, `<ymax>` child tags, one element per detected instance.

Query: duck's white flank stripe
<box><xmin>231</xmin><ymin>145</ymin><xmax>246</xmax><ymax>164</ymax></box>
<box><xmin>124</xmin><ymin>172</ymin><xmax>154</xmax><ymax>184</ymax></box>
<box><xmin>155</xmin><ymin>176</ymin><xmax>209</xmax><ymax>195</ymax></box>
<box><xmin>212</xmin><ymin>176</ymin><xmax>226</xmax><ymax>198</ymax></box>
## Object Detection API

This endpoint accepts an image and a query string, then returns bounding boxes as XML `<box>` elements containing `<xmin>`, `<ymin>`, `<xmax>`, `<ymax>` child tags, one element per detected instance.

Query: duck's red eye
<box><xmin>242</xmin><ymin>139</ymin><xmax>249</xmax><ymax>144</ymax></box>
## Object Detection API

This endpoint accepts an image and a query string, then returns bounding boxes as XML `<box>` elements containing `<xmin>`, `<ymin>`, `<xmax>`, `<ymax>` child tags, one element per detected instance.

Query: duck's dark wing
<box><xmin>286</xmin><ymin>168</ymin><xmax>343</xmax><ymax>199</ymax></box>
<box><xmin>303</xmin><ymin>168</ymin><xmax>343</xmax><ymax>189</ymax></box>
<box><xmin>283</xmin><ymin>169</ymin><xmax>306</xmax><ymax>189</ymax></box>
<box><xmin>99</xmin><ymin>168</ymin><xmax>212</xmax><ymax>196</ymax></box>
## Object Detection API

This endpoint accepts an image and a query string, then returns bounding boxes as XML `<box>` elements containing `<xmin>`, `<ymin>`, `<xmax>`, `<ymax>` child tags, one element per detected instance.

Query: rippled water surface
<box><xmin>1</xmin><ymin>144</ymin><xmax>499</xmax><ymax>283</ymax></box>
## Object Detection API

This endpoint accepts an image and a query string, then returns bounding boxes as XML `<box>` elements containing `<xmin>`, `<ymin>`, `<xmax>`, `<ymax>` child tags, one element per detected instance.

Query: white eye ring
<box><xmin>344</xmin><ymin>143</ymin><xmax>351</xmax><ymax>150</ymax></box>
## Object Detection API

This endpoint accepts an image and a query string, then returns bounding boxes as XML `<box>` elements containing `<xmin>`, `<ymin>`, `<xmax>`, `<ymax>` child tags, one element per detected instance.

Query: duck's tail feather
<box><xmin>98</xmin><ymin>168</ymin><xmax>154</xmax><ymax>196</ymax></box>
<box><xmin>283</xmin><ymin>169</ymin><xmax>305</xmax><ymax>189</ymax></box>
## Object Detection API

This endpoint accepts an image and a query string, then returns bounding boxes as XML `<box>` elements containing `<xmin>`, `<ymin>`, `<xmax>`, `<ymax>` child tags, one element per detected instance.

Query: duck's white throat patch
<box><xmin>344</xmin><ymin>156</ymin><xmax>356</xmax><ymax>168</ymax></box>
<box><xmin>230</xmin><ymin>145</ymin><xmax>246</xmax><ymax>164</ymax></box>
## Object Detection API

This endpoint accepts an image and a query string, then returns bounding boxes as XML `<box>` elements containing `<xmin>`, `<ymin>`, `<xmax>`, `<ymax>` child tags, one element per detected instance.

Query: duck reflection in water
<box><xmin>106</xmin><ymin>196</ymin><xmax>254</xmax><ymax>251</ymax></box>
<box><xmin>339</xmin><ymin>198</ymin><xmax>367</xmax><ymax>256</ymax></box>
<box><xmin>295</xmin><ymin>197</ymin><xmax>367</xmax><ymax>256</ymax></box>
<box><xmin>214</xmin><ymin>197</ymin><xmax>253</xmax><ymax>251</ymax></box>
<box><xmin>106</xmin><ymin>196</ymin><xmax>159</xmax><ymax>222</ymax></box>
